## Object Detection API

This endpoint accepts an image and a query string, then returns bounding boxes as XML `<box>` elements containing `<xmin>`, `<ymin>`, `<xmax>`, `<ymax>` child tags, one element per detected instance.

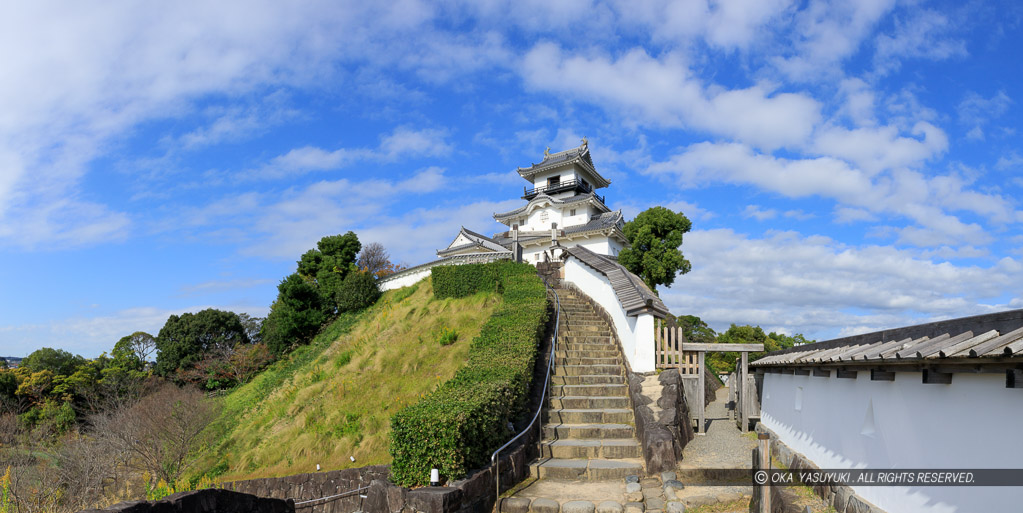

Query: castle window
<box><xmin>570</xmin><ymin>209</ymin><xmax>576</xmax><ymax>216</ymax></box>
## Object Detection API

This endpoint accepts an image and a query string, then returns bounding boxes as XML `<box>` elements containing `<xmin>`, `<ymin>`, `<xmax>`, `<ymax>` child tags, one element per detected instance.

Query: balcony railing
<box><xmin>523</xmin><ymin>178</ymin><xmax>592</xmax><ymax>199</ymax></box>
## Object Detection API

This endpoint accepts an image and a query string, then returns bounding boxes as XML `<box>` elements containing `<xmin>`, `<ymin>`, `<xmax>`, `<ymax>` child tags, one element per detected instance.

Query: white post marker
<box><xmin>430</xmin><ymin>468</ymin><xmax>440</xmax><ymax>487</ymax></box>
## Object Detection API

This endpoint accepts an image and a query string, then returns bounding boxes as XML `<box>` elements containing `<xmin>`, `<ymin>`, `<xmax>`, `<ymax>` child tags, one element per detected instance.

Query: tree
<box><xmin>677</xmin><ymin>315</ymin><xmax>716</xmax><ymax>344</ymax></box>
<box><xmin>358</xmin><ymin>242</ymin><xmax>396</xmax><ymax>278</ymax></box>
<box><xmin>297</xmin><ymin>232</ymin><xmax>362</xmax><ymax>314</ymax></box>
<box><xmin>618</xmin><ymin>206</ymin><xmax>692</xmax><ymax>293</ymax></box>
<box><xmin>114</xmin><ymin>331</ymin><xmax>156</xmax><ymax>365</ymax></box>
<box><xmin>336</xmin><ymin>269</ymin><xmax>381</xmax><ymax>312</ymax></box>
<box><xmin>237</xmin><ymin>313</ymin><xmax>265</xmax><ymax>344</ymax></box>
<box><xmin>20</xmin><ymin>347</ymin><xmax>86</xmax><ymax>377</ymax></box>
<box><xmin>93</xmin><ymin>383</ymin><xmax>217</xmax><ymax>483</ymax></box>
<box><xmin>261</xmin><ymin>273</ymin><xmax>327</xmax><ymax>355</ymax></box>
<box><xmin>154</xmin><ymin>309</ymin><xmax>248</xmax><ymax>377</ymax></box>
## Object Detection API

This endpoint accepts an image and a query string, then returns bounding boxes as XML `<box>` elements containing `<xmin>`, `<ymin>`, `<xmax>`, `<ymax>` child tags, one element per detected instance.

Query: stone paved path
<box><xmin>679</xmin><ymin>386</ymin><xmax>757</xmax><ymax>470</ymax></box>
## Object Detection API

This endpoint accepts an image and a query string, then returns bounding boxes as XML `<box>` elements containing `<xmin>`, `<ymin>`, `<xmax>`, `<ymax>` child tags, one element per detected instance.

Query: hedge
<box><xmin>389</xmin><ymin>264</ymin><xmax>548</xmax><ymax>486</ymax></box>
<box><xmin>431</xmin><ymin>261</ymin><xmax>537</xmax><ymax>299</ymax></box>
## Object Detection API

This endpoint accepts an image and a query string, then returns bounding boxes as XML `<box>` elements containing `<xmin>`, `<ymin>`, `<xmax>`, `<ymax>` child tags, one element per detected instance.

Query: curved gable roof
<box><xmin>563</xmin><ymin>245</ymin><xmax>668</xmax><ymax>318</ymax></box>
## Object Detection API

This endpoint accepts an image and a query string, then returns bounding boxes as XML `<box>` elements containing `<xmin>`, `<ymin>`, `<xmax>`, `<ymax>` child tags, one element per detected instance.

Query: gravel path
<box><xmin>679</xmin><ymin>386</ymin><xmax>757</xmax><ymax>470</ymax></box>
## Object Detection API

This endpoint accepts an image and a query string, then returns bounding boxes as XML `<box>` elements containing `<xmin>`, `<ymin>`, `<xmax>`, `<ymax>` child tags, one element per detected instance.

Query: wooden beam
<box><xmin>812</xmin><ymin>368</ymin><xmax>831</xmax><ymax>378</ymax></box>
<box><xmin>870</xmin><ymin>369</ymin><xmax>895</xmax><ymax>381</ymax></box>
<box><xmin>741</xmin><ymin>351</ymin><xmax>749</xmax><ymax>433</ymax></box>
<box><xmin>1007</xmin><ymin>369</ymin><xmax>1023</xmax><ymax>389</ymax></box>
<box><xmin>793</xmin><ymin>368</ymin><xmax>810</xmax><ymax>376</ymax></box>
<box><xmin>836</xmin><ymin>369</ymin><xmax>858</xmax><ymax>379</ymax></box>
<box><xmin>922</xmin><ymin>369</ymin><xmax>953</xmax><ymax>384</ymax></box>
<box><xmin>697</xmin><ymin>351</ymin><xmax>706</xmax><ymax>435</ymax></box>
<box><xmin>683</xmin><ymin>343</ymin><xmax>765</xmax><ymax>352</ymax></box>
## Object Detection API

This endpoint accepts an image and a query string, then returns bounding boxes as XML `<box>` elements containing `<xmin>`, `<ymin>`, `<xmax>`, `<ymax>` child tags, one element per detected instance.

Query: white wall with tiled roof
<box><xmin>761</xmin><ymin>371</ymin><xmax>1023</xmax><ymax>512</ymax></box>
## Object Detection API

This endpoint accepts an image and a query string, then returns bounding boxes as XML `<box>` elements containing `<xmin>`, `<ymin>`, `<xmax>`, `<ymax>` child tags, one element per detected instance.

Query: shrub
<box><xmin>337</xmin><ymin>270</ymin><xmax>381</xmax><ymax>313</ymax></box>
<box><xmin>390</xmin><ymin>265</ymin><xmax>548</xmax><ymax>486</ymax></box>
<box><xmin>431</xmin><ymin>261</ymin><xmax>535</xmax><ymax>299</ymax></box>
<box><xmin>436</xmin><ymin>327</ymin><xmax>458</xmax><ymax>346</ymax></box>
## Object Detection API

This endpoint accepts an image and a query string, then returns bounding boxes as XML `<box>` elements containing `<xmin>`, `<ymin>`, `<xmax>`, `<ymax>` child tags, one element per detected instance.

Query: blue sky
<box><xmin>2</xmin><ymin>0</ymin><xmax>1022</xmax><ymax>357</ymax></box>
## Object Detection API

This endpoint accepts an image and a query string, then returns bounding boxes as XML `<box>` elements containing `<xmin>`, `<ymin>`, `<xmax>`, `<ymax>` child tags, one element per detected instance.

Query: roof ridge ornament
<box><xmin>544</xmin><ymin>146</ymin><xmax>550</xmax><ymax>157</ymax></box>
<box><xmin>581</xmin><ymin>136</ymin><xmax>588</xmax><ymax>149</ymax></box>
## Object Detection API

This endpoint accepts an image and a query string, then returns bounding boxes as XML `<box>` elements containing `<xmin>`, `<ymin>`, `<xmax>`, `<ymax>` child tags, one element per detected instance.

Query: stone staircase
<box><xmin>531</xmin><ymin>288</ymin><xmax>644</xmax><ymax>481</ymax></box>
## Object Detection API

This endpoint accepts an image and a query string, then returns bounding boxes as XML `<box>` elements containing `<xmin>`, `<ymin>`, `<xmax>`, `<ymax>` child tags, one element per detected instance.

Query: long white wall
<box><xmin>378</xmin><ymin>266</ymin><xmax>432</xmax><ymax>291</ymax></box>
<box><xmin>563</xmin><ymin>258</ymin><xmax>655</xmax><ymax>372</ymax></box>
<box><xmin>761</xmin><ymin>371</ymin><xmax>1023</xmax><ymax>513</ymax></box>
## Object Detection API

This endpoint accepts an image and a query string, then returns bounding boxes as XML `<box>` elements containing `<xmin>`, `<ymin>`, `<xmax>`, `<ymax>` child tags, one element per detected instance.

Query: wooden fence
<box><xmin>655</xmin><ymin>323</ymin><xmax>699</xmax><ymax>374</ymax></box>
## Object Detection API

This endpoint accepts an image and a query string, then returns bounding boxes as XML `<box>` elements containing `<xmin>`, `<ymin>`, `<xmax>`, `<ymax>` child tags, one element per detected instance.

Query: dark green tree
<box><xmin>677</xmin><ymin>315</ymin><xmax>717</xmax><ymax>344</ymax></box>
<box><xmin>297</xmin><ymin>232</ymin><xmax>362</xmax><ymax>314</ymax></box>
<box><xmin>336</xmin><ymin>269</ymin><xmax>381</xmax><ymax>312</ymax></box>
<box><xmin>618</xmin><ymin>206</ymin><xmax>692</xmax><ymax>293</ymax></box>
<box><xmin>154</xmin><ymin>309</ymin><xmax>248</xmax><ymax>376</ymax></box>
<box><xmin>21</xmin><ymin>347</ymin><xmax>86</xmax><ymax>377</ymax></box>
<box><xmin>262</xmin><ymin>273</ymin><xmax>328</xmax><ymax>355</ymax></box>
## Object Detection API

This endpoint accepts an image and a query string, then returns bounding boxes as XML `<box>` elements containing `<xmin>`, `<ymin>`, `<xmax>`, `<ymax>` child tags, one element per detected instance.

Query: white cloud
<box><xmin>645</xmin><ymin>141</ymin><xmax>1018</xmax><ymax>247</ymax></box>
<box><xmin>773</xmin><ymin>0</ymin><xmax>897</xmax><ymax>81</ymax></box>
<box><xmin>874</xmin><ymin>9</ymin><xmax>967</xmax><ymax>75</ymax></box>
<box><xmin>811</xmin><ymin>121</ymin><xmax>948</xmax><ymax>175</ymax></box>
<box><xmin>242</xmin><ymin>126</ymin><xmax>451</xmax><ymax>179</ymax></box>
<box><xmin>958</xmin><ymin>91</ymin><xmax>1012</xmax><ymax>141</ymax></box>
<box><xmin>661</xmin><ymin>228</ymin><xmax>1021</xmax><ymax>338</ymax></box>
<box><xmin>520</xmin><ymin>43</ymin><xmax>821</xmax><ymax>149</ymax></box>
<box><xmin>743</xmin><ymin>205</ymin><xmax>778</xmax><ymax>221</ymax></box>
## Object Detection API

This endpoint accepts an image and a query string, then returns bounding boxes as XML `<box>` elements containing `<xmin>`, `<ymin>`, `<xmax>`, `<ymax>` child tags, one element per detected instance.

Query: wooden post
<box><xmin>758</xmin><ymin>433</ymin><xmax>772</xmax><ymax>513</ymax></box>
<box><xmin>697</xmin><ymin>350</ymin><xmax>705</xmax><ymax>435</ymax></box>
<box><xmin>741</xmin><ymin>351</ymin><xmax>749</xmax><ymax>433</ymax></box>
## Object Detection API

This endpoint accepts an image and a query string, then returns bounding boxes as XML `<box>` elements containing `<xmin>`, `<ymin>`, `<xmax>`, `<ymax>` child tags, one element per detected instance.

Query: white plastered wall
<box><xmin>378</xmin><ymin>266</ymin><xmax>432</xmax><ymax>291</ymax></box>
<box><xmin>761</xmin><ymin>371</ymin><xmax>1023</xmax><ymax>513</ymax></box>
<box><xmin>563</xmin><ymin>258</ymin><xmax>655</xmax><ymax>372</ymax></box>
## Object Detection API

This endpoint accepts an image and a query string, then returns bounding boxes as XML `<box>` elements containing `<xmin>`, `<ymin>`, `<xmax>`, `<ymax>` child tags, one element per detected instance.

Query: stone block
<box><xmin>716</xmin><ymin>491</ymin><xmax>741</xmax><ymax>503</ymax></box>
<box><xmin>640</xmin><ymin>478</ymin><xmax>660</xmax><ymax>488</ymax></box>
<box><xmin>624</xmin><ymin>491</ymin><xmax>643</xmax><ymax>503</ymax></box>
<box><xmin>660</xmin><ymin>471</ymin><xmax>677</xmax><ymax>483</ymax></box>
<box><xmin>666</xmin><ymin>501</ymin><xmax>685</xmax><ymax>513</ymax></box>
<box><xmin>561</xmin><ymin>501</ymin><xmax>595</xmax><ymax>513</ymax></box>
<box><xmin>625</xmin><ymin>483</ymin><xmax>641</xmax><ymax>493</ymax></box>
<box><xmin>595</xmin><ymin>501</ymin><xmax>623</xmax><ymax>513</ymax></box>
<box><xmin>530</xmin><ymin>497</ymin><xmax>560</xmax><ymax>513</ymax></box>
<box><xmin>845</xmin><ymin>496</ymin><xmax>871</xmax><ymax>513</ymax></box>
<box><xmin>499</xmin><ymin>497</ymin><xmax>531</xmax><ymax>513</ymax></box>
<box><xmin>624</xmin><ymin>502</ymin><xmax>643</xmax><ymax>513</ymax></box>
<box><xmin>362</xmin><ymin>480</ymin><xmax>390</xmax><ymax>513</ymax></box>
<box><xmin>646</xmin><ymin>497</ymin><xmax>665</xmax><ymax>510</ymax></box>
<box><xmin>682</xmin><ymin>495</ymin><xmax>715</xmax><ymax>508</ymax></box>
<box><xmin>625</xmin><ymin>475</ymin><xmax>640</xmax><ymax>484</ymax></box>
<box><xmin>663</xmin><ymin>479</ymin><xmax>684</xmax><ymax>491</ymax></box>
<box><xmin>405</xmin><ymin>487</ymin><xmax>462</xmax><ymax>513</ymax></box>
<box><xmin>642</xmin><ymin>427</ymin><xmax>677</xmax><ymax>473</ymax></box>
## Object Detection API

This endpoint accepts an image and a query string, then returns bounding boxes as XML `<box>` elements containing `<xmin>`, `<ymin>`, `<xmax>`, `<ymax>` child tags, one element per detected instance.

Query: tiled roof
<box><xmin>515</xmin><ymin>141</ymin><xmax>611</xmax><ymax>188</ymax></box>
<box><xmin>437</xmin><ymin>227</ymin><xmax>509</xmax><ymax>257</ymax></box>
<box><xmin>493</xmin><ymin>192</ymin><xmax>608</xmax><ymax>222</ymax></box>
<box><xmin>562</xmin><ymin>245</ymin><xmax>668</xmax><ymax>318</ymax></box>
<box><xmin>752</xmin><ymin>309</ymin><xmax>1023</xmax><ymax>368</ymax></box>
<box><xmin>565</xmin><ymin>210</ymin><xmax>624</xmax><ymax>235</ymax></box>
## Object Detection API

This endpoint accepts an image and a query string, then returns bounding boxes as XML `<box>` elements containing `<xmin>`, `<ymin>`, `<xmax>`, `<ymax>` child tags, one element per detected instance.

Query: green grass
<box><xmin>195</xmin><ymin>280</ymin><xmax>501</xmax><ymax>482</ymax></box>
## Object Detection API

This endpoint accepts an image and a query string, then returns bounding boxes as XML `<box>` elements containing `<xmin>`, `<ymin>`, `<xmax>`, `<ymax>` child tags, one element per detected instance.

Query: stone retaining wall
<box><xmin>81</xmin><ymin>489</ymin><xmax>294</xmax><ymax>513</ymax></box>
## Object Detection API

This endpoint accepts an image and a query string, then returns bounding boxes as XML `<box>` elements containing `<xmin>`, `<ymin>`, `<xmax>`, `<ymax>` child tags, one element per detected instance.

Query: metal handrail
<box><xmin>490</xmin><ymin>276</ymin><xmax>561</xmax><ymax>504</ymax></box>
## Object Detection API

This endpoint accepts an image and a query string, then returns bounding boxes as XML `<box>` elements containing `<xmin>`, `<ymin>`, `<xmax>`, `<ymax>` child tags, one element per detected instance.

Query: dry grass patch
<box><xmin>197</xmin><ymin>280</ymin><xmax>500</xmax><ymax>482</ymax></box>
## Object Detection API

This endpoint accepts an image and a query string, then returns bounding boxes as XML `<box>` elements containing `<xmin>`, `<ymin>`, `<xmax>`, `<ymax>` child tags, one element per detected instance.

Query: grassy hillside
<box><xmin>197</xmin><ymin>280</ymin><xmax>501</xmax><ymax>482</ymax></box>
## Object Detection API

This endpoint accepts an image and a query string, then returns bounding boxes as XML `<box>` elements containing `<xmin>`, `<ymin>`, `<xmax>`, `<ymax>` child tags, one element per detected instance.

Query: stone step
<box><xmin>554</xmin><ymin>356</ymin><xmax>621</xmax><ymax>366</ymax></box>
<box><xmin>551</xmin><ymin>384</ymin><xmax>629</xmax><ymax>397</ymax></box>
<box><xmin>543</xmin><ymin>423</ymin><xmax>635</xmax><ymax>439</ymax></box>
<box><xmin>561</xmin><ymin>324</ymin><xmax>611</xmax><ymax>332</ymax></box>
<box><xmin>560</xmin><ymin>319</ymin><xmax>605</xmax><ymax>327</ymax></box>
<box><xmin>546</xmin><ymin>408</ymin><xmax>634</xmax><ymax>424</ymax></box>
<box><xmin>550</xmin><ymin>375</ymin><xmax>625</xmax><ymax>386</ymax></box>
<box><xmin>558</xmin><ymin>338</ymin><xmax>615</xmax><ymax>347</ymax></box>
<box><xmin>540</xmin><ymin>438</ymin><xmax>643</xmax><ymax>459</ymax></box>
<box><xmin>549</xmin><ymin>395</ymin><xmax>630</xmax><ymax>409</ymax></box>
<box><xmin>528</xmin><ymin>458</ymin><xmax>644</xmax><ymax>481</ymax></box>
<box><xmin>555</xmin><ymin>364</ymin><xmax>623</xmax><ymax>377</ymax></box>
<box><xmin>555</xmin><ymin>349</ymin><xmax>620</xmax><ymax>358</ymax></box>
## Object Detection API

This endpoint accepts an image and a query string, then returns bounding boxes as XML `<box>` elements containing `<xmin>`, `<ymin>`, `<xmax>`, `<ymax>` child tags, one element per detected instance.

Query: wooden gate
<box><xmin>654</xmin><ymin>322</ymin><xmax>763</xmax><ymax>433</ymax></box>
